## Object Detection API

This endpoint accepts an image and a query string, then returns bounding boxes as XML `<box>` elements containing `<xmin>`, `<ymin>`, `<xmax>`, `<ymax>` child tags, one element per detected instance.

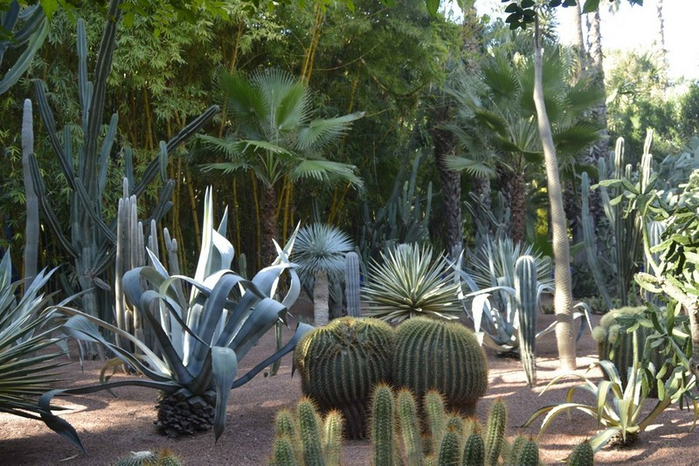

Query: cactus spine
<box><xmin>272</xmin><ymin>437</ymin><xmax>298</xmax><ymax>466</ymax></box>
<box><xmin>567</xmin><ymin>440</ymin><xmax>594</xmax><ymax>466</ymax></box>
<box><xmin>323</xmin><ymin>410</ymin><xmax>343</xmax><ymax>466</ymax></box>
<box><xmin>484</xmin><ymin>399</ymin><xmax>507</xmax><ymax>466</ymax></box>
<box><xmin>293</xmin><ymin>317</ymin><xmax>395</xmax><ymax>438</ymax></box>
<box><xmin>393</xmin><ymin>318</ymin><xmax>488</xmax><ymax>414</ymax></box>
<box><xmin>515</xmin><ymin>255</ymin><xmax>538</xmax><ymax>386</ymax></box>
<box><xmin>345</xmin><ymin>251</ymin><xmax>361</xmax><ymax>317</ymax></box>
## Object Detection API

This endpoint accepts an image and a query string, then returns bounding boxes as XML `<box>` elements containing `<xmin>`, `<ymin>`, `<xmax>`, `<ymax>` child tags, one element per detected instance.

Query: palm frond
<box><xmin>295</xmin><ymin>112</ymin><xmax>364</xmax><ymax>152</ymax></box>
<box><xmin>444</xmin><ymin>156</ymin><xmax>497</xmax><ymax>179</ymax></box>
<box><xmin>291</xmin><ymin>158</ymin><xmax>363</xmax><ymax>188</ymax></box>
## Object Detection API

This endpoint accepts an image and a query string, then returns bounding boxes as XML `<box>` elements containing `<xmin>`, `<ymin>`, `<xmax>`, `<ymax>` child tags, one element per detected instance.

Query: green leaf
<box><xmin>426</xmin><ymin>0</ymin><xmax>439</xmax><ymax>16</ymax></box>
<box><xmin>582</xmin><ymin>0</ymin><xmax>601</xmax><ymax>13</ymax></box>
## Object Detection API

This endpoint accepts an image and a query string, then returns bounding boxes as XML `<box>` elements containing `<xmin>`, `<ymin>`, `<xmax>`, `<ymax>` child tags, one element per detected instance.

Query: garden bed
<box><xmin>0</xmin><ymin>311</ymin><xmax>696</xmax><ymax>465</ymax></box>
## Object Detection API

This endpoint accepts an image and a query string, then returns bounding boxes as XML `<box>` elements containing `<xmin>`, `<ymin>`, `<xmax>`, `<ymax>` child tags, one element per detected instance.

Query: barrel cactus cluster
<box><xmin>293</xmin><ymin>316</ymin><xmax>489</xmax><ymax>437</ymax></box>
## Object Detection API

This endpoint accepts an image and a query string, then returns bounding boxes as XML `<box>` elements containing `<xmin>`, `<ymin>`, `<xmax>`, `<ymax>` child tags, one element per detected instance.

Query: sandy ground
<box><xmin>1</xmin><ymin>308</ymin><xmax>698</xmax><ymax>465</ymax></box>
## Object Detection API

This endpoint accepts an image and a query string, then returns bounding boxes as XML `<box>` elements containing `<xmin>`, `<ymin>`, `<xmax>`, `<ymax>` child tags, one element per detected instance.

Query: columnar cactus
<box><xmin>515</xmin><ymin>438</ymin><xmax>540</xmax><ymax>466</ymax></box>
<box><xmin>293</xmin><ymin>317</ymin><xmax>395</xmax><ymax>438</ymax></box>
<box><xmin>344</xmin><ymin>251</ymin><xmax>361</xmax><ymax>317</ymax></box>
<box><xmin>515</xmin><ymin>255</ymin><xmax>538</xmax><ymax>386</ymax></box>
<box><xmin>370</xmin><ymin>384</ymin><xmax>396</xmax><ymax>466</ymax></box>
<box><xmin>462</xmin><ymin>428</ymin><xmax>485</xmax><ymax>466</ymax></box>
<box><xmin>393</xmin><ymin>317</ymin><xmax>488</xmax><ymax>414</ymax></box>
<box><xmin>484</xmin><ymin>399</ymin><xmax>507</xmax><ymax>466</ymax></box>
<box><xmin>567</xmin><ymin>440</ymin><xmax>595</xmax><ymax>466</ymax></box>
<box><xmin>268</xmin><ymin>398</ymin><xmax>343</xmax><ymax>466</ymax></box>
<box><xmin>396</xmin><ymin>388</ymin><xmax>422</xmax><ymax>465</ymax></box>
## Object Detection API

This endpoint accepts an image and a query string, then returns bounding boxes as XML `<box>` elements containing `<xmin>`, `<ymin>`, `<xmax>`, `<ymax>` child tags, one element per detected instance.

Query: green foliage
<box><xmin>0</xmin><ymin>252</ymin><xmax>66</xmax><ymax>421</ymax></box>
<box><xmin>393</xmin><ymin>317</ymin><xmax>488</xmax><ymax>413</ymax></box>
<box><xmin>268</xmin><ymin>397</ymin><xmax>343</xmax><ymax>466</ymax></box>
<box><xmin>40</xmin><ymin>190</ymin><xmax>311</xmax><ymax>451</ymax></box>
<box><xmin>292</xmin><ymin>316</ymin><xmax>395</xmax><ymax>439</ymax></box>
<box><xmin>363</xmin><ymin>243</ymin><xmax>462</xmax><ymax>323</ymax></box>
<box><xmin>592</xmin><ymin>305</ymin><xmax>670</xmax><ymax>394</ymax></box>
<box><xmin>29</xmin><ymin>4</ymin><xmax>218</xmax><ymax>327</ymax></box>
<box><xmin>0</xmin><ymin>1</ymin><xmax>48</xmax><ymax>94</ymax></box>
<box><xmin>524</xmin><ymin>359</ymin><xmax>694</xmax><ymax>452</ymax></box>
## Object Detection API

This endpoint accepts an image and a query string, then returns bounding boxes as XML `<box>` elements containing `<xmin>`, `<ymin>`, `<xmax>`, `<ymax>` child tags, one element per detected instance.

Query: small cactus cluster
<box><xmin>270</xmin><ymin>386</ymin><xmax>595</xmax><ymax>466</ymax></box>
<box><xmin>113</xmin><ymin>448</ymin><xmax>182</xmax><ymax>466</ymax></box>
<box><xmin>267</xmin><ymin>397</ymin><xmax>343</xmax><ymax>466</ymax></box>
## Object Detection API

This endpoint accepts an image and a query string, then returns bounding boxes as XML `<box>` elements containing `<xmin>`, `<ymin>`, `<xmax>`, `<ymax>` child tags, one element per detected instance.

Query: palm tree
<box><xmin>200</xmin><ymin>69</ymin><xmax>363</xmax><ymax>264</ymax></box>
<box><xmin>449</xmin><ymin>35</ymin><xmax>603</xmax><ymax>245</ymax></box>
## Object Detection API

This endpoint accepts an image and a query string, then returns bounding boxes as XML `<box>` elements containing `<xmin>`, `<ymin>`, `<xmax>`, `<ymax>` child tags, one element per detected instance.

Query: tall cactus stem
<box><xmin>515</xmin><ymin>255</ymin><xmax>538</xmax><ymax>386</ymax></box>
<box><xmin>21</xmin><ymin>98</ymin><xmax>38</xmax><ymax>286</ymax></box>
<box><xmin>345</xmin><ymin>251</ymin><xmax>361</xmax><ymax>317</ymax></box>
<box><xmin>484</xmin><ymin>399</ymin><xmax>507</xmax><ymax>466</ymax></box>
<box><xmin>396</xmin><ymin>388</ymin><xmax>423</xmax><ymax>466</ymax></box>
<box><xmin>370</xmin><ymin>384</ymin><xmax>395</xmax><ymax>466</ymax></box>
<box><xmin>437</xmin><ymin>429</ymin><xmax>461</xmax><ymax>466</ymax></box>
<box><xmin>323</xmin><ymin>410</ymin><xmax>343</xmax><ymax>466</ymax></box>
<box><xmin>297</xmin><ymin>398</ymin><xmax>324</xmax><ymax>466</ymax></box>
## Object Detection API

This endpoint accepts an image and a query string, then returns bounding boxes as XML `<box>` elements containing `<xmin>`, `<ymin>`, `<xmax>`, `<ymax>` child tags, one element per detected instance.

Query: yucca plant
<box><xmin>293</xmin><ymin>223</ymin><xmax>355</xmax><ymax>325</ymax></box>
<box><xmin>363</xmin><ymin>243</ymin><xmax>462</xmax><ymax>323</ymax></box>
<box><xmin>40</xmin><ymin>189</ymin><xmax>313</xmax><ymax>452</ymax></box>
<box><xmin>0</xmin><ymin>252</ymin><xmax>67</xmax><ymax>421</ymax></box>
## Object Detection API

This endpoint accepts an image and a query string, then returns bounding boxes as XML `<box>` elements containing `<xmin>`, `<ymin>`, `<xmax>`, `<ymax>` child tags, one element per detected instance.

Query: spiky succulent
<box><xmin>41</xmin><ymin>189</ymin><xmax>312</xmax><ymax>452</ymax></box>
<box><xmin>0</xmin><ymin>252</ymin><xmax>66</xmax><ymax>421</ymax></box>
<box><xmin>293</xmin><ymin>224</ymin><xmax>354</xmax><ymax>283</ymax></box>
<box><xmin>363</xmin><ymin>243</ymin><xmax>462</xmax><ymax>323</ymax></box>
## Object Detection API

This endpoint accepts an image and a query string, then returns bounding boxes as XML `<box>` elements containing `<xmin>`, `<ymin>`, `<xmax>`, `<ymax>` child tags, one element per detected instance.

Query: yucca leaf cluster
<box><xmin>363</xmin><ymin>243</ymin><xmax>462</xmax><ymax>323</ymax></box>
<box><xmin>0</xmin><ymin>252</ymin><xmax>67</xmax><ymax>421</ymax></box>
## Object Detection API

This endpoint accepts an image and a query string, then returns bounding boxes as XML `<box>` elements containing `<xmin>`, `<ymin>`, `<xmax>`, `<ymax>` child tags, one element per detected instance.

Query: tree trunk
<box><xmin>313</xmin><ymin>269</ymin><xmax>330</xmax><ymax>326</ymax></box>
<box><xmin>261</xmin><ymin>183</ymin><xmax>279</xmax><ymax>266</ymax></box>
<box><xmin>508</xmin><ymin>168</ymin><xmax>526</xmax><ymax>245</ymax></box>
<box><xmin>429</xmin><ymin>105</ymin><xmax>463</xmax><ymax>259</ymax></box>
<box><xmin>533</xmin><ymin>18</ymin><xmax>576</xmax><ymax>370</ymax></box>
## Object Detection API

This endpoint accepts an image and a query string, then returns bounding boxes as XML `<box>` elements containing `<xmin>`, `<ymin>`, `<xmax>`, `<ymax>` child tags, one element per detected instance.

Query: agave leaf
<box><xmin>60</xmin><ymin>314</ymin><xmax>171</xmax><ymax>381</ymax></box>
<box><xmin>231</xmin><ymin>322</ymin><xmax>313</xmax><ymax>389</ymax></box>
<box><xmin>229</xmin><ymin>297</ymin><xmax>287</xmax><ymax>360</ymax></box>
<box><xmin>211</xmin><ymin>346</ymin><xmax>238</xmax><ymax>441</ymax></box>
<box><xmin>39</xmin><ymin>377</ymin><xmax>180</xmax><ymax>453</ymax></box>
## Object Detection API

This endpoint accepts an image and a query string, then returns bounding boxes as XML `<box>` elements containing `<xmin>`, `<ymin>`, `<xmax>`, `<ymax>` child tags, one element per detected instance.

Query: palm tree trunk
<box><xmin>262</xmin><ymin>184</ymin><xmax>279</xmax><ymax>265</ymax></box>
<box><xmin>534</xmin><ymin>17</ymin><xmax>576</xmax><ymax>371</ymax></box>
<box><xmin>429</xmin><ymin>105</ymin><xmax>463</xmax><ymax>259</ymax></box>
